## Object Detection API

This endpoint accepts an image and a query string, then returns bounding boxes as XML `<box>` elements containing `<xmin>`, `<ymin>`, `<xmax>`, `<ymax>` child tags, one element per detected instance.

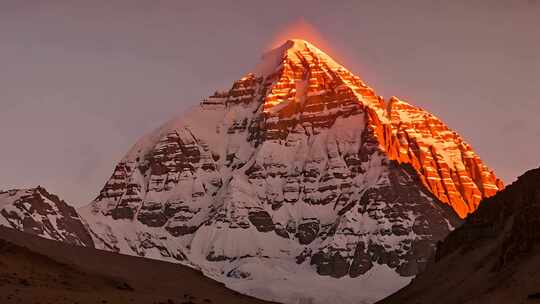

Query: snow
<box><xmin>0</xmin><ymin>189</ymin><xmax>28</xmax><ymax>208</ymax></box>
<box><xmin>78</xmin><ymin>93</ymin><xmax>417</xmax><ymax>303</ymax></box>
<box><xmin>220</xmin><ymin>259</ymin><xmax>411</xmax><ymax>304</ymax></box>
<box><xmin>78</xmin><ymin>205</ymin><xmax>190</xmax><ymax>264</ymax></box>
<box><xmin>252</xmin><ymin>41</ymin><xmax>290</xmax><ymax>77</ymax></box>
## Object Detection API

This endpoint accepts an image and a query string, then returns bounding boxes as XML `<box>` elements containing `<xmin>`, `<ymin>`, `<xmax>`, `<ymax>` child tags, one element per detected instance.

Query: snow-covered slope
<box><xmin>81</xmin><ymin>39</ymin><xmax>503</xmax><ymax>304</ymax></box>
<box><xmin>0</xmin><ymin>187</ymin><xmax>94</xmax><ymax>247</ymax></box>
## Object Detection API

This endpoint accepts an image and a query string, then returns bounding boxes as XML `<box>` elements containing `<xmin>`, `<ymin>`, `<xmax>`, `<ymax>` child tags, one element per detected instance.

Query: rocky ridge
<box><xmin>0</xmin><ymin>187</ymin><xmax>94</xmax><ymax>247</ymax></box>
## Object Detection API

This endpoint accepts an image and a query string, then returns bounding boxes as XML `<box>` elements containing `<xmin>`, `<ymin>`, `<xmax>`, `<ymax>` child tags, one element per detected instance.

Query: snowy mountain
<box><xmin>77</xmin><ymin>39</ymin><xmax>503</xmax><ymax>304</ymax></box>
<box><xmin>0</xmin><ymin>187</ymin><xmax>94</xmax><ymax>247</ymax></box>
<box><xmin>378</xmin><ymin>167</ymin><xmax>540</xmax><ymax>304</ymax></box>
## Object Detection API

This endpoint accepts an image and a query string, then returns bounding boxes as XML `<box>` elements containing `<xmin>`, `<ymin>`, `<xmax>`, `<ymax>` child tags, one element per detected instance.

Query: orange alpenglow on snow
<box><xmin>382</xmin><ymin>97</ymin><xmax>504</xmax><ymax>217</ymax></box>
<box><xmin>250</xmin><ymin>39</ymin><xmax>503</xmax><ymax>218</ymax></box>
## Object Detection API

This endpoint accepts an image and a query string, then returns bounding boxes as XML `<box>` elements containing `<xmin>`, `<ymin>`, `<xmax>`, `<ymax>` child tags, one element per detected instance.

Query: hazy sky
<box><xmin>1</xmin><ymin>0</ymin><xmax>539</xmax><ymax>206</ymax></box>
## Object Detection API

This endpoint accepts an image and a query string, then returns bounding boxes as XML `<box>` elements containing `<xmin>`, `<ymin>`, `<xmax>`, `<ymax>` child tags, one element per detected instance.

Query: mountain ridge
<box><xmin>0</xmin><ymin>187</ymin><xmax>94</xmax><ymax>247</ymax></box>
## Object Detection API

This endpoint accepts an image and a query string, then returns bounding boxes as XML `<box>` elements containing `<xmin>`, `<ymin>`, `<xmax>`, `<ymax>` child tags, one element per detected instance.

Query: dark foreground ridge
<box><xmin>378</xmin><ymin>167</ymin><xmax>540</xmax><ymax>304</ymax></box>
<box><xmin>0</xmin><ymin>226</ymin><xmax>275</xmax><ymax>304</ymax></box>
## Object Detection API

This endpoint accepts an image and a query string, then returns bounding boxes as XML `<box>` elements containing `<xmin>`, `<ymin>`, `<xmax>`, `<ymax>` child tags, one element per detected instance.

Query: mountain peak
<box><xmin>0</xmin><ymin>187</ymin><xmax>94</xmax><ymax>247</ymax></box>
<box><xmin>84</xmin><ymin>39</ymin><xmax>503</xmax><ymax>303</ymax></box>
<box><xmin>251</xmin><ymin>39</ymin><xmax>384</xmax><ymax>117</ymax></box>
<box><xmin>253</xmin><ymin>39</ymin><xmax>345</xmax><ymax>78</ymax></box>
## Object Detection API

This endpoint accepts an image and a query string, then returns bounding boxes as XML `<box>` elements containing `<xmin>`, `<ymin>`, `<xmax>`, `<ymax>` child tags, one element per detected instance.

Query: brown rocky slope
<box><xmin>378</xmin><ymin>167</ymin><xmax>540</xmax><ymax>304</ymax></box>
<box><xmin>0</xmin><ymin>226</ymin><xmax>275</xmax><ymax>304</ymax></box>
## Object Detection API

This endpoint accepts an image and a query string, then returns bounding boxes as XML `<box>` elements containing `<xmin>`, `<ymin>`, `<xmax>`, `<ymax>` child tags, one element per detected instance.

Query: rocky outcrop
<box><xmin>309</xmin><ymin>162</ymin><xmax>460</xmax><ymax>278</ymax></box>
<box><xmin>0</xmin><ymin>187</ymin><xmax>94</xmax><ymax>247</ymax></box>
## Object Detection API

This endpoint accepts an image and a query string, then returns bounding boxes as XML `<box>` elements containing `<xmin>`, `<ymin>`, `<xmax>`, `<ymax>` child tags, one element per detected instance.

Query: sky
<box><xmin>0</xmin><ymin>0</ymin><xmax>539</xmax><ymax>206</ymax></box>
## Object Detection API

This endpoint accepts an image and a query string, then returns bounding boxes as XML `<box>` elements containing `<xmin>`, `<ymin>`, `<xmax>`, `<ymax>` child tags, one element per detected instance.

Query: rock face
<box><xmin>0</xmin><ymin>187</ymin><xmax>94</xmax><ymax>247</ymax></box>
<box><xmin>382</xmin><ymin>97</ymin><xmax>503</xmax><ymax>218</ymax></box>
<box><xmin>81</xmin><ymin>39</ymin><xmax>502</xmax><ymax>304</ymax></box>
<box><xmin>378</xmin><ymin>167</ymin><xmax>540</xmax><ymax>304</ymax></box>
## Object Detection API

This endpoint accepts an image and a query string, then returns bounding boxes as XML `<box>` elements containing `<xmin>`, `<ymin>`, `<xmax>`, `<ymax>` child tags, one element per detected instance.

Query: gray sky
<box><xmin>1</xmin><ymin>0</ymin><xmax>539</xmax><ymax>206</ymax></box>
